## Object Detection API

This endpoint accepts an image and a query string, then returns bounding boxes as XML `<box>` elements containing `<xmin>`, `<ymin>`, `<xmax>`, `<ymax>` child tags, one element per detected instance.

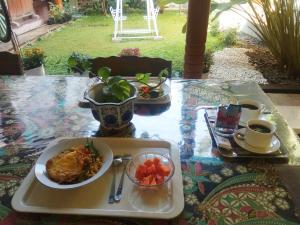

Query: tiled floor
<box><xmin>267</xmin><ymin>94</ymin><xmax>300</xmax><ymax>134</ymax></box>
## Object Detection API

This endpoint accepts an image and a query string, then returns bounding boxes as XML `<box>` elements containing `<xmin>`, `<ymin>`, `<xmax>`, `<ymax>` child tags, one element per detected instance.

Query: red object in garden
<box><xmin>119</xmin><ymin>48</ymin><xmax>141</xmax><ymax>57</ymax></box>
<box><xmin>54</xmin><ymin>0</ymin><xmax>63</xmax><ymax>9</ymax></box>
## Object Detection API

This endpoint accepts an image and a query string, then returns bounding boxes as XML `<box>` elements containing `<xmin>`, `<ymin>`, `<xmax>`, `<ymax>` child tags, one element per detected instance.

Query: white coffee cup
<box><xmin>245</xmin><ymin>119</ymin><xmax>276</xmax><ymax>149</ymax></box>
<box><xmin>238</xmin><ymin>99</ymin><xmax>263</xmax><ymax>123</ymax></box>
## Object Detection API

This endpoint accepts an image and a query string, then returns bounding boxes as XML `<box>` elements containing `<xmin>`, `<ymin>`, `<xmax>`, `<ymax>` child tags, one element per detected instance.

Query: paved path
<box><xmin>208</xmin><ymin>47</ymin><xmax>267</xmax><ymax>84</ymax></box>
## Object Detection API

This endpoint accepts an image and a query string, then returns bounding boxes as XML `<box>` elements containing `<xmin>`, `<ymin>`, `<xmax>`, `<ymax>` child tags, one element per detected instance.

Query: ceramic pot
<box><xmin>84</xmin><ymin>82</ymin><xmax>137</xmax><ymax>129</ymax></box>
<box><xmin>25</xmin><ymin>64</ymin><xmax>45</xmax><ymax>76</ymax></box>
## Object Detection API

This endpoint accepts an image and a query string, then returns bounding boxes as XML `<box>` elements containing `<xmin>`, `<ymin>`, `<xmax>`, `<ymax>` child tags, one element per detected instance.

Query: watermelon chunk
<box><xmin>157</xmin><ymin>164</ymin><xmax>171</xmax><ymax>177</ymax></box>
<box><xmin>134</xmin><ymin>156</ymin><xmax>172</xmax><ymax>186</ymax></box>
<box><xmin>144</xmin><ymin>159</ymin><xmax>154</xmax><ymax>167</ymax></box>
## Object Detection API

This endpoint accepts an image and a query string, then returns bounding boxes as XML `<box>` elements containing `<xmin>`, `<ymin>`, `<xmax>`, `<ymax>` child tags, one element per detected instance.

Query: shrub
<box><xmin>22</xmin><ymin>48</ymin><xmax>46</xmax><ymax>70</ymax></box>
<box><xmin>222</xmin><ymin>28</ymin><xmax>237</xmax><ymax>47</ymax></box>
<box><xmin>209</xmin><ymin>20</ymin><xmax>220</xmax><ymax>37</ymax></box>
<box><xmin>203</xmin><ymin>50</ymin><xmax>214</xmax><ymax>73</ymax></box>
<box><xmin>245</xmin><ymin>0</ymin><xmax>300</xmax><ymax>79</ymax></box>
<box><xmin>47</xmin><ymin>2</ymin><xmax>71</xmax><ymax>24</ymax></box>
<box><xmin>67</xmin><ymin>52</ymin><xmax>92</xmax><ymax>74</ymax></box>
<box><xmin>127</xmin><ymin>0</ymin><xmax>145</xmax><ymax>9</ymax></box>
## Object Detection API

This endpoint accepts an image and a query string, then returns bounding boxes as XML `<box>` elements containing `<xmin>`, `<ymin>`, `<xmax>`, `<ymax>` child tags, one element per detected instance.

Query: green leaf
<box><xmin>97</xmin><ymin>67</ymin><xmax>111</xmax><ymax>81</ymax></box>
<box><xmin>108</xmin><ymin>76</ymin><xmax>123</xmax><ymax>85</ymax></box>
<box><xmin>82</xmin><ymin>60</ymin><xmax>91</xmax><ymax>71</ymax></box>
<box><xmin>136</xmin><ymin>73</ymin><xmax>150</xmax><ymax>83</ymax></box>
<box><xmin>119</xmin><ymin>80</ymin><xmax>131</xmax><ymax>97</ymax></box>
<box><xmin>158</xmin><ymin>68</ymin><xmax>169</xmax><ymax>79</ymax></box>
<box><xmin>67</xmin><ymin>58</ymin><xmax>77</xmax><ymax>68</ymax></box>
<box><xmin>111</xmin><ymin>83</ymin><xmax>126</xmax><ymax>101</ymax></box>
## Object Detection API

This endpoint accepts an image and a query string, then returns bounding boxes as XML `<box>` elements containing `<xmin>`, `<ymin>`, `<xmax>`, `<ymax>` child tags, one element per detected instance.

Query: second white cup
<box><xmin>238</xmin><ymin>99</ymin><xmax>263</xmax><ymax>123</ymax></box>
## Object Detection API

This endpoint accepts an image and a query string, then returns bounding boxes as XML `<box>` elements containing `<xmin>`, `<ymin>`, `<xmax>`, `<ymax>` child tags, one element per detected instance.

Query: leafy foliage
<box><xmin>136</xmin><ymin>68</ymin><xmax>168</xmax><ymax>88</ymax></box>
<box><xmin>222</xmin><ymin>28</ymin><xmax>237</xmax><ymax>47</ymax></box>
<box><xmin>97</xmin><ymin>67</ymin><xmax>132</xmax><ymax>102</ymax></box>
<box><xmin>209</xmin><ymin>19</ymin><xmax>221</xmax><ymax>37</ymax></box>
<box><xmin>96</xmin><ymin>67</ymin><xmax>168</xmax><ymax>102</ymax></box>
<box><xmin>244</xmin><ymin>0</ymin><xmax>300</xmax><ymax>79</ymax></box>
<box><xmin>67</xmin><ymin>52</ymin><xmax>92</xmax><ymax>74</ymax></box>
<box><xmin>79</xmin><ymin>0</ymin><xmax>115</xmax><ymax>15</ymax></box>
<box><xmin>47</xmin><ymin>2</ymin><xmax>71</xmax><ymax>24</ymax></box>
<box><xmin>22</xmin><ymin>48</ymin><xmax>46</xmax><ymax>70</ymax></box>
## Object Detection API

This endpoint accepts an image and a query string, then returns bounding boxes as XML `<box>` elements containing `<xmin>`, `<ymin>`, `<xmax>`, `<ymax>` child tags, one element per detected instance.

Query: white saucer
<box><xmin>233</xmin><ymin>128</ymin><xmax>280</xmax><ymax>154</ymax></box>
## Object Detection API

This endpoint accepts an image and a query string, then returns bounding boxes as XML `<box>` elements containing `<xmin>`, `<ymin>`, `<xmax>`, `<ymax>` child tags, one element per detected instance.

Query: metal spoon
<box><xmin>108</xmin><ymin>156</ymin><xmax>122</xmax><ymax>204</ymax></box>
<box><xmin>236</xmin><ymin>132</ymin><xmax>245</xmax><ymax>141</ymax></box>
<box><xmin>114</xmin><ymin>154</ymin><xmax>132</xmax><ymax>202</ymax></box>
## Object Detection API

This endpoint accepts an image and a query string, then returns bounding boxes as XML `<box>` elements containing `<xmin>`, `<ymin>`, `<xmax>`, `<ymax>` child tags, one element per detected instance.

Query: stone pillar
<box><xmin>184</xmin><ymin>0</ymin><xmax>211</xmax><ymax>79</ymax></box>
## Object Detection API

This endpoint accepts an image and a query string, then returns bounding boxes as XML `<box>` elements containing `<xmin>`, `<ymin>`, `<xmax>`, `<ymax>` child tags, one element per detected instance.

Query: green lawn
<box><xmin>31</xmin><ymin>11</ymin><xmax>224</xmax><ymax>75</ymax></box>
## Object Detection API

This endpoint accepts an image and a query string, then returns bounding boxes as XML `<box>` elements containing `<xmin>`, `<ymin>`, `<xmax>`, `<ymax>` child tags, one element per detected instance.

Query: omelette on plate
<box><xmin>46</xmin><ymin>145</ymin><xmax>103</xmax><ymax>184</ymax></box>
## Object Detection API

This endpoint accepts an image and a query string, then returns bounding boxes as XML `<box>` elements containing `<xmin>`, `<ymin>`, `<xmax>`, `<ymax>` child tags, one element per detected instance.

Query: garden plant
<box><xmin>244</xmin><ymin>0</ymin><xmax>300</xmax><ymax>79</ymax></box>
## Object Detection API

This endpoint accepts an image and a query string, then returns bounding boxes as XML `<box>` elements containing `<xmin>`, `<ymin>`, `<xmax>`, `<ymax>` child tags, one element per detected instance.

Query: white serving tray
<box><xmin>12</xmin><ymin>138</ymin><xmax>184</xmax><ymax>219</ymax></box>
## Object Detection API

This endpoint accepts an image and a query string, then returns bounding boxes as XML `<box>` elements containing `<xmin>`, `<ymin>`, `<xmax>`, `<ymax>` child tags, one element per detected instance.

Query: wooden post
<box><xmin>184</xmin><ymin>0</ymin><xmax>211</xmax><ymax>79</ymax></box>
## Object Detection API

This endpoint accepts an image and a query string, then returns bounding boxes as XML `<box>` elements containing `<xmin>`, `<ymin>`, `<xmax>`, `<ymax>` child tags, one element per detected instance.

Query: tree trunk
<box><xmin>184</xmin><ymin>0</ymin><xmax>211</xmax><ymax>79</ymax></box>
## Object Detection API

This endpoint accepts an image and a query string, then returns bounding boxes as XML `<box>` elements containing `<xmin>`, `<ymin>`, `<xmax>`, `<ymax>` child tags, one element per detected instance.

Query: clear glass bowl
<box><xmin>126</xmin><ymin>152</ymin><xmax>175</xmax><ymax>188</ymax></box>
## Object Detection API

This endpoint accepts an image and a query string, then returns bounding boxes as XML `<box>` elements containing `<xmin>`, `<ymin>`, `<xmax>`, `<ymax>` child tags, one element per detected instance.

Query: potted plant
<box><xmin>84</xmin><ymin>67</ymin><xmax>137</xmax><ymax>130</ymax></box>
<box><xmin>23</xmin><ymin>48</ymin><xmax>46</xmax><ymax>76</ymax></box>
<box><xmin>84</xmin><ymin>67</ymin><xmax>169</xmax><ymax>129</ymax></box>
<box><xmin>67</xmin><ymin>52</ymin><xmax>92</xmax><ymax>75</ymax></box>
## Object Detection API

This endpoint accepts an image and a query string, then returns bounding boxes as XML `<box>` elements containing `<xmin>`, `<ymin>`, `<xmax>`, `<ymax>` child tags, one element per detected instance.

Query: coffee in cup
<box><xmin>238</xmin><ymin>99</ymin><xmax>263</xmax><ymax>123</ymax></box>
<box><xmin>244</xmin><ymin>119</ymin><xmax>276</xmax><ymax>150</ymax></box>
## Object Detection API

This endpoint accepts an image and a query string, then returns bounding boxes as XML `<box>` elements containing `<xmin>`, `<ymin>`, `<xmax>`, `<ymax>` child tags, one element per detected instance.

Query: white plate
<box><xmin>12</xmin><ymin>138</ymin><xmax>184</xmax><ymax>219</ymax></box>
<box><xmin>233</xmin><ymin>128</ymin><xmax>280</xmax><ymax>154</ymax></box>
<box><xmin>35</xmin><ymin>138</ymin><xmax>113</xmax><ymax>189</ymax></box>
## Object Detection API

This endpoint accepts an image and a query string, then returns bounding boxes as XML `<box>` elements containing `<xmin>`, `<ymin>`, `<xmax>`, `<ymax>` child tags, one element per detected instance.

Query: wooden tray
<box><xmin>12</xmin><ymin>138</ymin><xmax>184</xmax><ymax>219</ymax></box>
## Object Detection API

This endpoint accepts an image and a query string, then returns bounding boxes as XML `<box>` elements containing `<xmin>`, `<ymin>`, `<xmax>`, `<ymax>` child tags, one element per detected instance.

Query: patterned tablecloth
<box><xmin>0</xmin><ymin>76</ymin><xmax>300</xmax><ymax>225</ymax></box>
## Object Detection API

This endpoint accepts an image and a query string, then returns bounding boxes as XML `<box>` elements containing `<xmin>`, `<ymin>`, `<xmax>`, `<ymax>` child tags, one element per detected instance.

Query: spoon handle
<box><xmin>114</xmin><ymin>166</ymin><xmax>126</xmax><ymax>202</ymax></box>
<box><xmin>108</xmin><ymin>166</ymin><xmax>116</xmax><ymax>204</ymax></box>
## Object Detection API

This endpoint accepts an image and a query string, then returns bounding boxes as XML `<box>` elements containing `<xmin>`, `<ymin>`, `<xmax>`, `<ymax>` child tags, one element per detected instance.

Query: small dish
<box><xmin>136</xmin><ymin>82</ymin><xmax>170</xmax><ymax>102</ymax></box>
<box><xmin>35</xmin><ymin>137</ymin><xmax>113</xmax><ymax>189</ymax></box>
<box><xmin>126</xmin><ymin>152</ymin><xmax>175</xmax><ymax>188</ymax></box>
<box><xmin>233</xmin><ymin>128</ymin><xmax>280</xmax><ymax>154</ymax></box>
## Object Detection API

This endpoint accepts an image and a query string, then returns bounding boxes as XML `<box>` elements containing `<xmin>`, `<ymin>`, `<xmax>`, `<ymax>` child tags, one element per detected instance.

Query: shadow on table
<box><xmin>93</xmin><ymin>122</ymin><xmax>136</xmax><ymax>137</ymax></box>
<box><xmin>134</xmin><ymin>103</ymin><xmax>171</xmax><ymax>116</ymax></box>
